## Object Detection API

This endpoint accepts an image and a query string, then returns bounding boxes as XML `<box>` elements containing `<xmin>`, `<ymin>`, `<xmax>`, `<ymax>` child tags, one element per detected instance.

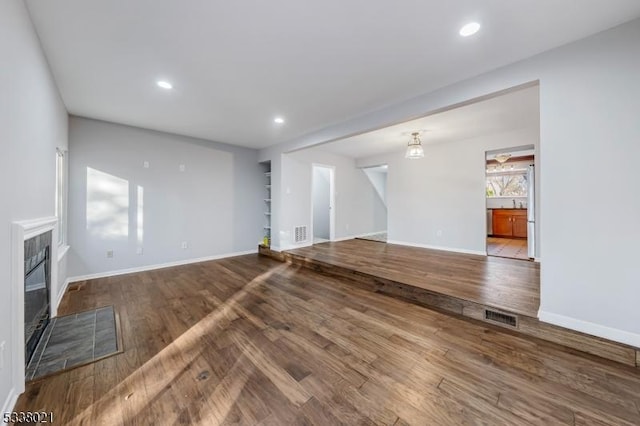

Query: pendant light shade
<box><xmin>405</xmin><ymin>132</ymin><xmax>424</xmax><ymax>159</ymax></box>
<box><xmin>494</xmin><ymin>153</ymin><xmax>511</xmax><ymax>163</ymax></box>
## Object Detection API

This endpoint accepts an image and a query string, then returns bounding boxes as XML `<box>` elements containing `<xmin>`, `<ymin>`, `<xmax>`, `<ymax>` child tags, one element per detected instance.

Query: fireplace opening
<box><xmin>24</xmin><ymin>234</ymin><xmax>51</xmax><ymax>365</ymax></box>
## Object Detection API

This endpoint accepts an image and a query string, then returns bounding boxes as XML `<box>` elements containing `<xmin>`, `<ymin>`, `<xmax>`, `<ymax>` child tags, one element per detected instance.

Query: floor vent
<box><xmin>484</xmin><ymin>309</ymin><xmax>518</xmax><ymax>328</ymax></box>
<box><xmin>294</xmin><ymin>226</ymin><xmax>308</xmax><ymax>243</ymax></box>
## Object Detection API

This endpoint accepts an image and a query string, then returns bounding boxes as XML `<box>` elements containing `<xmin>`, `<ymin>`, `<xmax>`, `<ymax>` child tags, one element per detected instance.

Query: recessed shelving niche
<box><xmin>261</xmin><ymin>162</ymin><xmax>271</xmax><ymax>247</ymax></box>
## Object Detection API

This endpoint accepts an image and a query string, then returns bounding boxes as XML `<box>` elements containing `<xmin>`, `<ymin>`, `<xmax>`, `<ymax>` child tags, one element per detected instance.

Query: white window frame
<box><xmin>486</xmin><ymin>169</ymin><xmax>528</xmax><ymax>198</ymax></box>
<box><xmin>55</xmin><ymin>148</ymin><xmax>68</xmax><ymax>246</ymax></box>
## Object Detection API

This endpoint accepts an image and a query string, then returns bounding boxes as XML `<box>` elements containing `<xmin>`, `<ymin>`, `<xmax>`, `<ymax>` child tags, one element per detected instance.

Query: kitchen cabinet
<box><xmin>492</xmin><ymin>209</ymin><xmax>527</xmax><ymax>238</ymax></box>
<box><xmin>512</xmin><ymin>215</ymin><xmax>528</xmax><ymax>238</ymax></box>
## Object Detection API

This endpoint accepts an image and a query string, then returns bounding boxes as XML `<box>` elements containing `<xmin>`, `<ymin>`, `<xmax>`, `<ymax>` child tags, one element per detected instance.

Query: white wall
<box><xmin>0</xmin><ymin>0</ymin><xmax>69</xmax><ymax>412</ymax></box>
<box><xmin>68</xmin><ymin>117</ymin><xmax>263</xmax><ymax>277</ymax></box>
<box><xmin>269</xmin><ymin>155</ymin><xmax>283</xmax><ymax>250</ymax></box>
<box><xmin>278</xmin><ymin>149</ymin><xmax>386</xmax><ymax>250</ymax></box>
<box><xmin>261</xmin><ymin>19</ymin><xmax>640</xmax><ymax>346</ymax></box>
<box><xmin>535</xmin><ymin>21</ymin><xmax>640</xmax><ymax>344</ymax></box>
<box><xmin>312</xmin><ymin>166</ymin><xmax>331</xmax><ymax>240</ymax></box>
<box><xmin>56</xmin><ymin>247</ymin><xmax>69</xmax><ymax>305</ymax></box>
<box><xmin>357</xmin><ymin>128</ymin><xmax>539</xmax><ymax>255</ymax></box>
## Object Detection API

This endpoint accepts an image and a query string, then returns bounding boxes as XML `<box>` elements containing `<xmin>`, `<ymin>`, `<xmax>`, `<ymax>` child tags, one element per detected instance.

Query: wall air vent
<box><xmin>294</xmin><ymin>226</ymin><xmax>308</xmax><ymax>243</ymax></box>
<box><xmin>484</xmin><ymin>309</ymin><xmax>518</xmax><ymax>328</ymax></box>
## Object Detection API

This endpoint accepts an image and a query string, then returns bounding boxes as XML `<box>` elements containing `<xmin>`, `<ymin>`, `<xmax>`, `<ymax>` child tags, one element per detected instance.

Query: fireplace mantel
<box><xmin>10</xmin><ymin>217</ymin><xmax>59</xmax><ymax>398</ymax></box>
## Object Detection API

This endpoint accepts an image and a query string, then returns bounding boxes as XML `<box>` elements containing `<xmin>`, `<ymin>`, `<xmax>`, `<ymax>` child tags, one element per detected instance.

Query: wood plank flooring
<box><xmin>287</xmin><ymin>239</ymin><xmax>540</xmax><ymax>316</ymax></box>
<box><xmin>14</xmin><ymin>254</ymin><xmax>640</xmax><ymax>425</ymax></box>
<box><xmin>280</xmin><ymin>241</ymin><xmax>637</xmax><ymax>367</ymax></box>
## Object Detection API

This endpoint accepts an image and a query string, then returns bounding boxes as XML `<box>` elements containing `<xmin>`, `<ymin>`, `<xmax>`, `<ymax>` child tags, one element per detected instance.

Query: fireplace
<box><xmin>11</xmin><ymin>217</ymin><xmax>59</xmax><ymax>395</ymax></box>
<box><xmin>24</xmin><ymin>232</ymin><xmax>51</xmax><ymax>365</ymax></box>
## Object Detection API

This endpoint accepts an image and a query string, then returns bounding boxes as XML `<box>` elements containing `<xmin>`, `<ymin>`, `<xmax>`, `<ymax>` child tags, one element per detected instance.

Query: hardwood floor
<box><xmin>280</xmin><ymin>240</ymin><xmax>637</xmax><ymax>367</ymax></box>
<box><xmin>287</xmin><ymin>239</ymin><xmax>540</xmax><ymax>317</ymax></box>
<box><xmin>14</xmin><ymin>254</ymin><xmax>640</xmax><ymax>425</ymax></box>
<box><xmin>487</xmin><ymin>237</ymin><xmax>529</xmax><ymax>260</ymax></box>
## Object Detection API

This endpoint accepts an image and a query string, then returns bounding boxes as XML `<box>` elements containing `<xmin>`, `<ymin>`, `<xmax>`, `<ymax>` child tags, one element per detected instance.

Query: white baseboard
<box><xmin>332</xmin><ymin>230</ymin><xmax>387</xmax><ymax>243</ymax></box>
<box><xmin>1</xmin><ymin>387</ymin><xmax>19</xmax><ymax>419</ymax></box>
<box><xmin>538</xmin><ymin>310</ymin><xmax>640</xmax><ymax>348</ymax></box>
<box><xmin>68</xmin><ymin>249</ymin><xmax>258</xmax><ymax>283</ymax></box>
<box><xmin>332</xmin><ymin>236</ymin><xmax>357</xmax><ymax>242</ymax></box>
<box><xmin>386</xmin><ymin>240</ymin><xmax>486</xmax><ymax>256</ymax></box>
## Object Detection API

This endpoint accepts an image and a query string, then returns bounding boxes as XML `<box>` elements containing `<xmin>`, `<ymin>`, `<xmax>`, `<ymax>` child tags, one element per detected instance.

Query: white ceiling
<box><xmin>317</xmin><ymin>85</ymin><xmax>539</xmax><ymax>159</ymax></box>
<box><xmin>26</xmin><ymin>1</ymin><xmax>640</xmax><ymax>149</ymax></box>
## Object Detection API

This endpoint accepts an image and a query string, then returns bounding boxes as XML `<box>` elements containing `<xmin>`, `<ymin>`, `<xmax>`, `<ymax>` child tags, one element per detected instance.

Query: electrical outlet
<box><xmin>436</xmin><ymin>230</ymin><xmax>443</xmax><ymax>237</ymax></box>
<box><xmin>179</xmin><ymin>164</ymin><xmax>186</xmax><ymax>172</ymax></box>
<box><xmin>0</xmin><ymin>341</ymin><xmax>5</xmax><ymax>371</ymax></box>
<box><xmin>136</xmin><ymin>247</ymin><xmax>143</xmax><ymax>255</ymax></box>
<box><xmin>143</xmin><ymin>161</ymin><xmax>150</xmax><ymax>168</ymax></box>
<box><xmin>181</xmin><ymin>241</ymin><xmax>188</xmax><ymax>249</ymax></box>
<box><xmin>106</xmin><ymin>249</ymin><xmax>114</xmax><ymax>258</ymax></box>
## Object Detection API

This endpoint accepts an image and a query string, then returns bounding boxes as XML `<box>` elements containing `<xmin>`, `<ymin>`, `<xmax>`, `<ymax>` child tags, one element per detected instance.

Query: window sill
<box><xmin>58</xmin><ymin>244</ymin><xmax>70</xmax><ymax>262</ymax></box>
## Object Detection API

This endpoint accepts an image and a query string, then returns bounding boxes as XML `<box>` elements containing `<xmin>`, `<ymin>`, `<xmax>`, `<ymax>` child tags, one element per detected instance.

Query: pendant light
<box><xmin>494</xmin><ymin>153</ymin><xmax>511</xmax><ymax>163</ymax></box>
<box><xmin>405</xmin><ymin>132</ymin><xmax>424</xmax><ymax>159</ymax></box>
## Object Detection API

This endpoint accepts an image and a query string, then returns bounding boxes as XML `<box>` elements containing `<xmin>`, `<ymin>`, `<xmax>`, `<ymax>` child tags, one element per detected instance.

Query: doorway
<box><xmin>311</xmin><ymin>164</ymin><xmax>335</xmax><ymax>244</ymax></box>
<box><xmin>485</xmin><ymin>147</ymin><xmax>535</xmax><ymax>260</ymax></box>
<box><xmin>358</xmin><ymin>165</ymin><xmax>388</xmax><ymax>243</ymax></box>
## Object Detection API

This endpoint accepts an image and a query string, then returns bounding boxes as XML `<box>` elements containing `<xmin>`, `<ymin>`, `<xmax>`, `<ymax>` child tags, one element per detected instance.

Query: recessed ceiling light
<box><xmin>459</xmin><ymin>22</ymin><xmax>481</xmax><ymax>37</ymax></box>
<box><xmin>274</xmin><ymin>117</ymin><xmax>285</xmax><ymax>124</ymax></box>
<box><xmin>157</xmin><ymin>80</ymin><xmax>173</xmax><ymax>89</ymax></box>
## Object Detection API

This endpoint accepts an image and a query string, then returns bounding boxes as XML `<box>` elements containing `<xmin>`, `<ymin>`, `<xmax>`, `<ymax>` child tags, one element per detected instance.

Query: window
<box><xmin>55</xmin><ymin>148</ymin><xmax>68</xmax><ymax>246</ymax></box>
<box><xmin>486</xmin><ymin>168</ymin><xmax>528</xmax><ymax>197</ymax></box>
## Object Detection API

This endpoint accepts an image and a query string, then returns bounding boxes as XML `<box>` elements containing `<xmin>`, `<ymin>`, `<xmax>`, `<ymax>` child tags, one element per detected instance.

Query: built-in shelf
<box><xmin>262</xmin><ymin>162</ymin><xmax>272</xmax><ymax>247</ymax></box>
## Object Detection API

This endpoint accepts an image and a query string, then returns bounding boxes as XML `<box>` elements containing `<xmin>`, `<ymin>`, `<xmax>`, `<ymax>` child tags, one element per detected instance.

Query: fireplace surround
<box><xmin>10</xmin><ymin>217</ymin><xmax>60</xmax><ymax>398</ymax></box>
<box><xmin>24</xmin><ymin>232</ymin><xmax>51</xmax><ymax>365</ymax></box>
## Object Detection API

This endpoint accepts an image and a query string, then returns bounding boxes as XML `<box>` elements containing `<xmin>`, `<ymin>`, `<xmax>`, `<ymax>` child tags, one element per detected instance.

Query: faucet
<box><xmin>512</xmin><ymin>199</ymin><xmax>516</xmax><ymax>208</ymax></box>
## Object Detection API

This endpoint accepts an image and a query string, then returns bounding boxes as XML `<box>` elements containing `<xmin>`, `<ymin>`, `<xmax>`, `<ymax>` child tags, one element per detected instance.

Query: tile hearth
<box><xmin>26</xmin><ymin>305</ymin><xmax>120</xmax><ymax>380</ymax></box>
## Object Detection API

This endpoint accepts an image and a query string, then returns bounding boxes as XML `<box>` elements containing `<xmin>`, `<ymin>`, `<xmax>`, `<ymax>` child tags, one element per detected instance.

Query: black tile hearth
<box><xmin>26</xmin><ymin>305</ymin><xmax>120</xmax><ymax>380</ymax></box>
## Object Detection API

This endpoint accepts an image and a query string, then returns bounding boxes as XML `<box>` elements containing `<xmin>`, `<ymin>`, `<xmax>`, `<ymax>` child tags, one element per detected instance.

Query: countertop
<box><xmin>488</xmin><ymin>207</ymin><xmax>528</xmax><ymax>210</ymax></box>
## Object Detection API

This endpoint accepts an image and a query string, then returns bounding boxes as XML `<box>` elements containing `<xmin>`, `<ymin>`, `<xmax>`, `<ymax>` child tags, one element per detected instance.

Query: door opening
<box><xmin>312</xmin><ymin>164</ymin><xmax>335</xmax><ymax>244</ymax></box>
<box><xmin>485</xmin><ymin>147</ymin><xmax>535</xmax><ymax>261</ymax></box>
<box><xmin>358</xmin><ymin>164</ymin><xmax>388</xmax><ymax>243</ymax></box>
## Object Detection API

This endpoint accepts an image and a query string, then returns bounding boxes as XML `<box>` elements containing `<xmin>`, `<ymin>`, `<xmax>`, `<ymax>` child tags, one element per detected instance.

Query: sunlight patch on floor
<box><xmin>70</xmin><ymin>263</ymin><xmax>289</xmax><ymax>425</ymax></box>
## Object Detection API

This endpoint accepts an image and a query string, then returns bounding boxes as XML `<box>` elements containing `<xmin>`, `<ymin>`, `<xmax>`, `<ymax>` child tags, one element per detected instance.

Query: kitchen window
<box><xmin>486</xmin><ymin>169</ymin><xmax>528</xmax><ymax>197</ymax></box>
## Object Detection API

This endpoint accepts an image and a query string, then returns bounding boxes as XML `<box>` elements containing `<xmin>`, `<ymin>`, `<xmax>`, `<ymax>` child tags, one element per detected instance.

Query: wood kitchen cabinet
<box><xmin>492</xmin><ymin>209</ymin><xmax>528</xmax><ymax>238</ymax></box>
<box><xmin>512</xmin><ymin>215</ymin><xmax>528</xmax><ymax>238</ymax></box>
